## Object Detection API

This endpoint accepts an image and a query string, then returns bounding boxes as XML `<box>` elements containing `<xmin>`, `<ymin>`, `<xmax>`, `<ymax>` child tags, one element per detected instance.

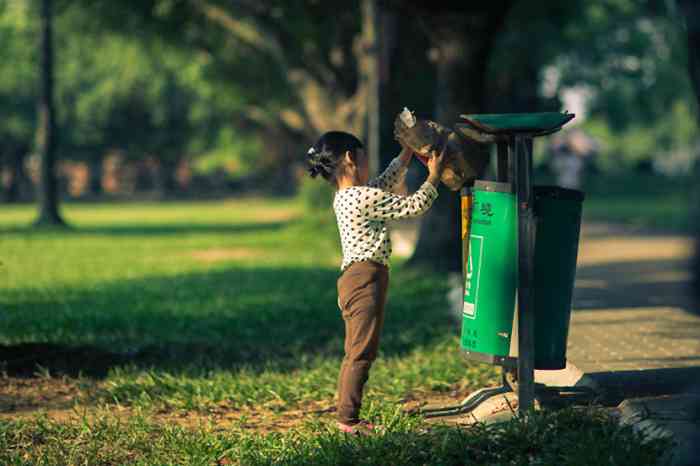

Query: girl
<box><xmin>306</xmin><ymin>130</ymin><xmax>445</xmax><ymax>435</ymax></box>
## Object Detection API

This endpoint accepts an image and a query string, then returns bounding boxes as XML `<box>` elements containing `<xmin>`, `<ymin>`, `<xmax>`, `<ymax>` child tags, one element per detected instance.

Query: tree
<box><xmin>399</xmin><ymin>2</ymin><xmax>515</xmax><ymax>271</ymax></box>
<box><xmin>405</xmin><ymin>0</ymin><xmax>699</xmax><ymax>270</ymax></box>
<box><xmin>0</xmin><ymin>1</ymin><xmax>36</xmax><ymax>202</ymax></box>
<box><xmin>73</xmin><ymin>0</ymin><xmax>382</xmax><ymax>170</ymax></box>
<box><xmin>34</xmin><ymin>0</ymin><xmax>65</xmax><ymax>226</ymax></box>
<box><xmin>50</xmin><ymin>4</ymin><xmax>246</xmax><ymax>198</ymax></box>
<box><xmin>676</xmin><ymin>0</ymin><xmax>700</xmax><ymax>308</ymax></box>
<box><xmin>677</xmin><ymin>0</ymin><xmax>699</xmax><ymax>120</ymax></box>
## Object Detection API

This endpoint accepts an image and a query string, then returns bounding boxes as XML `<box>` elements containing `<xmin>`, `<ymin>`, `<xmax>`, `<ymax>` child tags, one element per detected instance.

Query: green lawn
<box><xmin>538</xmin><ymin>171</ymin><xmax>697</xmax><ymax>232</ymax></box>
<box><xmin>583</xmin><ymin>172</ymin><xmax>696</xmax><ymax>232</ymax></box>
<box><xmin>0</xmin><ymin>198</ymin><xmax>667</xmax><ymax>465</ymax></box>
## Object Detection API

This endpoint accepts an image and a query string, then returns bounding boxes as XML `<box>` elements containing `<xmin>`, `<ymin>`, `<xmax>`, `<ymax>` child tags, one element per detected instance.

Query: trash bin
<box><xmin>532</xmin><ymin>186</ymin><xmax>585</xmax><ymax>369</ymax></box>
<box><xmin>461</xmin><ymin>180</ymin><xmax>517</xmax><ymax>361</ymax></box>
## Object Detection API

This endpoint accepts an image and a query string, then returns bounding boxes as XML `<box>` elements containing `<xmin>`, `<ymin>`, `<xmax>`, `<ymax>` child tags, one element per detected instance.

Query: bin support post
<box><xmin>513</xmin><ymin>135</ymin><xmax>536</xmax><ymax>413</ymax></box>
<box><xmin>497</xmin><ymin>142</ymin><xmax>509</xmax><ymax>182</ymax></box>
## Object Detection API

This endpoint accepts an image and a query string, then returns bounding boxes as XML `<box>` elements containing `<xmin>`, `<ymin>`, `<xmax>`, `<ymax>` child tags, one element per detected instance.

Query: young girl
<box><xmin>306</xmin><ymin>130</ymin><xmax>445</xmax><ymax>435</ymax></box>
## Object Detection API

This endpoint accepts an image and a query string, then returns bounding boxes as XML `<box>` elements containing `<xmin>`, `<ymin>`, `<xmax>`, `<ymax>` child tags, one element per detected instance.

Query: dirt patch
<box><xmin>0</xmin><ymin>376</ymin><xmax>94</xmax><ymax>418</ymax></box>
<box><xmin>0</xmin><ymin>395</ymin><xmax>337</xmax><ymax>434</ymax></box>
<box><xmin>0</xmin><ymin>383</ymin><xmax>475</xmax><ymax>434</ymax></box>
<box><xmin>189</xmin><ymin>248</ymin><xmax>265</xmax><ymax>263</ymax></box>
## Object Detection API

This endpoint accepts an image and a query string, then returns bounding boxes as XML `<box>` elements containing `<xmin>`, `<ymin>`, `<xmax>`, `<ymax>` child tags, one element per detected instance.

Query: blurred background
<box><xmin>3</xmin><ymin>0</ymin><xmax>698</xmax><ymax>280</ymax></box>
<box><xmin>1</xmin><ymin>2</ymin><xmax>699</xmax><ymax>460</ymax></box>
<box><xmin>1</xmin><ymin>0</ymin><xmax>697</xmax><ymax>220</ymax></box>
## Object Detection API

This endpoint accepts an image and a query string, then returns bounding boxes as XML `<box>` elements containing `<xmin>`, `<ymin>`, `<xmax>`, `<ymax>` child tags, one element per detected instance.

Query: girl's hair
<box><xmin>306</xmin><ymin>131</ymin><xmax>364</xmax><ymax>183</ymax></box>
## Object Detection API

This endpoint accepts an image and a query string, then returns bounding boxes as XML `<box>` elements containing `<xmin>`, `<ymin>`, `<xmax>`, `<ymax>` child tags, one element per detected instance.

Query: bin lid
<box><xmin>474</xmin><ymin>180</ymin><xmax>513</xmax><ymax>194</ymax></box>
<box><xmin>534</xmin><ymin>185</ymin><xmax>585</xmax><ymax>202</ymax></box>
<box><xmin>458</xmin><ymin>112</ymin><xmax>575</xmax><ymax>135</ymax></box>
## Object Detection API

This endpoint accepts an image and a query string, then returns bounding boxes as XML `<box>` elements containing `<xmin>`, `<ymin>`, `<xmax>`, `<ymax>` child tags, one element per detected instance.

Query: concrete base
<box><xmin>426</xmin><ymin>391</ymin><xmax>521</xmax><ymax>426</ymax></box>
<box><xmin>534</xmin><ymin>361</ymin><xmax>594</xmax><ymax>388</ymax></box>
<box><xmin>427</xmin><ymin>362</ymin><xmax>596</xmax><ymax>426</ymax></box>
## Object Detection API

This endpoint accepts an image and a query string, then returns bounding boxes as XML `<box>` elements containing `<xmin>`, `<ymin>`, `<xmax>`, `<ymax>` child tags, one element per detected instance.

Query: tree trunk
<box><xmin>88</xmin><ymin>155</ymin><xmax>103</xmax><ymax>197</ymax></box>
<box><xmin>4</xmin><ymin>146</ymin><xmax>29</xmax><ymax>203</ymax></box>
<box><xmin>156</xmin><ymin>157</ymin><xmax>181</xmax><ymax>198</ymax></box>
<box><xmin>678</xmin><ymin>0</ymin><xmax>700</xmax><ymax>123</ymax></box>
<box><xmin>34</xmin><ymin>0</ymin><xmax>65</xmax><ymax>226</ymax></box>
<box><xmin>361</xmin><ymin>0</ymin><xmax>381</xmax><ymax>177</ymax></box>
<box><xmin>407</xmin><ymin>10</ymin><xmax>508</xmax><ymax>272</ymax></box>
<box><xmin>677</xmin><ymin>0</ymin><xmax>700</xmax><ymax>305</ymax></box>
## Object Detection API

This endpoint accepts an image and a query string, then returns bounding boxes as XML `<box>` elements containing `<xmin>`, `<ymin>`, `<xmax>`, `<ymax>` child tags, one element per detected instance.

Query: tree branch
<box><xmin>192</xmin><ymin>0</ymin><xmax>285</xmax><ymax>63</ymax></box>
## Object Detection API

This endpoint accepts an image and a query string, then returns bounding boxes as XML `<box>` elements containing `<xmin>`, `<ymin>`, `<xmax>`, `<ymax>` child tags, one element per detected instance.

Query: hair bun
<box><xmin>305</xmin><ymin>131</ymin><xmax>363</xmax><ymax>183</ymax></box>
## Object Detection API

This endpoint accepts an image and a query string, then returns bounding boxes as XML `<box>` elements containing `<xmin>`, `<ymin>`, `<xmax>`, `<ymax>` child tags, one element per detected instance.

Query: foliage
<box><xmin>0</xmin><ymin>0</ymin><xmax>36</xmax><ymax>150</ymax></box>
<box><xmin>583</xmin><ymin>100</ymin><xmax>699</xmax><ymax>172</ymax></box>
<box><xmin>489</xmin><ymin>0</ymin><xmax>699</xmax><ymax>173</ymax></box>
<box><xmin>539</xmin><ymin>0</ymin><xmax>699</xmax><ymax>169</ymax></box>
<box><xmin>192</xmin><ymin>127</ymin><xmax>262</xmax><ymax>179</ymax></box>
<box><xmin>71</xmin><ymin>0</ymin><xmax>368</xmax><ymax>137</ymax></box>
<box><xmin>0</xmin><ymin>2</ymin><xmax>252</xmax><ymax>182</ymax></box>
<box><xmin>298</xmin><ymin>176</ymin><xmax>335</xmax><ymax>212</ymax></box>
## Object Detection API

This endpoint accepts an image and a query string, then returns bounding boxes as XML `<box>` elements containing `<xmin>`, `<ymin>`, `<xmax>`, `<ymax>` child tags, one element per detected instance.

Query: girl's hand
<box><xmin>427</xmin><ymin>143</ymin><xmax>447</xmax><ymax>187</ymax></box>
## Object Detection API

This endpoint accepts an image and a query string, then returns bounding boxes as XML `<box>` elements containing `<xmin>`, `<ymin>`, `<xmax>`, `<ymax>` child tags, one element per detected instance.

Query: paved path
<box><xmin>566</xmin><ymin>223</ymin><xmax>700</xmax><ymax>466</ymax></box>
<box><xmin>568</xmin><ymin>223</ymin><xmax>700</xmax><ymax>374</ymax></box>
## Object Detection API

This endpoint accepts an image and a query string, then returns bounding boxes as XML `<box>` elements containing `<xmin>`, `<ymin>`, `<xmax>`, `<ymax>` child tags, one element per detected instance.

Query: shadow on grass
<box><xmin>0</xmin><ymin>221</ymin><xmax>288</xmax><ymax>237</ymax></box>
<box><xmin>1</xmin><ymin>265</ymin><xmax>453</xmax><ymax>379</ymax></box>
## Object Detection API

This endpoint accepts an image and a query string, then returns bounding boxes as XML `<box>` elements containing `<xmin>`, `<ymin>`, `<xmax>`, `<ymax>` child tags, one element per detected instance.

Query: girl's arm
<box><xmin>367</xmin><ymin>146</ymin><xmax>413</xmax><ymax>192</ymax></box>
<box><xmin>362</xmin><ymin>144</ymin><xmax>444</xmax><ymax>220</ymax></box>
<box><xmin>360</xmin><ymin>182</ymin><xmax>438</xmax><ymax>220</ymax></box>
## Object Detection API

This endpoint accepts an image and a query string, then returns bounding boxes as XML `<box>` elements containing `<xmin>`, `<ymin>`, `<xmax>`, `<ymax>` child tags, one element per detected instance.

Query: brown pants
<box><xmin>336</xmin><ymin>260</ymin><xmax>389</xmax><ymax>425</ymax></box>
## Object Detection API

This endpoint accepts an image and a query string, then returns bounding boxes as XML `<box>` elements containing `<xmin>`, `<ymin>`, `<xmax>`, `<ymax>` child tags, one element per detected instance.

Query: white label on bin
<box><xmin>463</xmin><ymin>235</ymin><xmax>484</xmax><ymax>320</ymax></box>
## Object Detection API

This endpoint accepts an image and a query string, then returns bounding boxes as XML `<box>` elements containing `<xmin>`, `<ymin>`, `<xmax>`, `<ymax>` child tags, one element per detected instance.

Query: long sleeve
<box><xmin>367</xmin><ymin>156</ymin><xmax>407</xmax><ymax>192</ymax></box>
<box><xmin>360</xmin><ymin>182</ymin><xmax>439</xmax><ymax>221</ymax></box>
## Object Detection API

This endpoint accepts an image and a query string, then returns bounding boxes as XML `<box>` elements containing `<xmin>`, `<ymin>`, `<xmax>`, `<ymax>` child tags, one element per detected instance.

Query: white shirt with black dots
<box><xmin>333</xmin><ymin>156</ymin><xmax>439</xmax><ymax>272</ymax></box>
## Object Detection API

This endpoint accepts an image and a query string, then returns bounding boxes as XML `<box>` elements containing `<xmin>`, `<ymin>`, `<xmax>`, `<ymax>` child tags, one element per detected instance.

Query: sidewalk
<box><xmin>567</xmin><ymin>223</ymin><xmax>700</xmax><ymax>466</ymax></box>
<box><xmin>569</xmin><ymin>222</ymin><xmax>698</xmax><ymax>374</ymax></box>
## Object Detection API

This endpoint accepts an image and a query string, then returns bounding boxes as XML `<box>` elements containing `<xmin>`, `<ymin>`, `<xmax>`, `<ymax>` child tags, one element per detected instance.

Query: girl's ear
<box><xmin>344</xmin><ymin>150</ymin><xmax>356</xmax><ymax>168</ymax></box>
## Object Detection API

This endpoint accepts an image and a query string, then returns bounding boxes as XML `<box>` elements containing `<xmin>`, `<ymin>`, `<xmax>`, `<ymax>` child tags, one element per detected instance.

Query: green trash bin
<box><xmin>532</xmin><ymin>186</ymin><xmax>585</xmax><ymax>370</ymax></box>
<box><xmin>461</xmin><ymin>180</ymin><xmax>517</xmax><ymax>363</ymax></box>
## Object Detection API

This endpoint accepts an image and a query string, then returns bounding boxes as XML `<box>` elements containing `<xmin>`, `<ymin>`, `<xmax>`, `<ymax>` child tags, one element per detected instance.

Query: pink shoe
<box><xmin>336</xmin><ymin>420</ymin><xmax>377</xmax><ymax>436</ymax></box>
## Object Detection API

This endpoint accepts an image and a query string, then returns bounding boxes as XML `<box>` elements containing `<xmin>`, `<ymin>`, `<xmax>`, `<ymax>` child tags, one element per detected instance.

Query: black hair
<box><xmin>306</xmin><ymin>131</ymin><xmax>364</xmax><ymax>183</ymax></box>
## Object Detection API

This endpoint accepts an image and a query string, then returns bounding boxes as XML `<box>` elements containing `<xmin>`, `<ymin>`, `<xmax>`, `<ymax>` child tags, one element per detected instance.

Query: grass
<box><xmin>0</xmin><ymin>408</ymin><xmax>669</xmax><ymax>466</ymax></box>
<box><xmin>581</xmin><ymin>172</ymin><xmax>696</xmax><ymax>232</ymax></box>
<box><xmin>0</xmin><ymin>195</ymin><xmax>672</xmax><ymax>464</ymax></box>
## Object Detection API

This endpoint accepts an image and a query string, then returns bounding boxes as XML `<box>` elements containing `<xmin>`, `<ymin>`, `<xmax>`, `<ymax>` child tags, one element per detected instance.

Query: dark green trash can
<box><xmin>532</xmin><ymin>186</ymin><xmax>585</xmax><ymax>370</ymax></box>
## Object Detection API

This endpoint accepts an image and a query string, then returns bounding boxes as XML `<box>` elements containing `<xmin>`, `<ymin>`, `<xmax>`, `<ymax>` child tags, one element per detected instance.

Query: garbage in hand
<box><xmin>394</xmin><ymin>107</ymin><xmax>489</xmax><ymax>191</ymax></box>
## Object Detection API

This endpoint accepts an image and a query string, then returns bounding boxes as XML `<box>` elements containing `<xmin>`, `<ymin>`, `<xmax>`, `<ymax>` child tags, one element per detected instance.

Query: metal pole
<box><xmin>514</xmin><ymin>135</ymin><xmax>536</xmax><ymax>413</ymax></box>
<box><xmin>497</xmin><ymin>142</ymin><xmax>509</xmax><ymax>183</ymax></box>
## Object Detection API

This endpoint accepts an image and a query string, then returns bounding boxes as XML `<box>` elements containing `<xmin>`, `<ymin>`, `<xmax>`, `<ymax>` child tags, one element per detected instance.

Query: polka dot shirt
<box><xmin>333</xmin><ymin>156</ymin><xmax>439</xmax><ymax>272</ymax></box>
